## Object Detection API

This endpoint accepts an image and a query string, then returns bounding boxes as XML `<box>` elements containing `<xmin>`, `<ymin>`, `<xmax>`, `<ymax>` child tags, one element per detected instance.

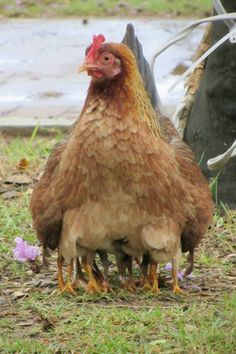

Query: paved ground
<box><xmin>0</xmin><ymin>18</ymin><xmax>204</xmax><ymax>133</ymax></box>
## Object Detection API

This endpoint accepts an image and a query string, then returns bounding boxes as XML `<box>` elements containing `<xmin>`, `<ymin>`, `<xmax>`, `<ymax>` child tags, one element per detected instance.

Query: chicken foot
<box><xmin>95</xmin><ymin>250</ymin><xmax>112</xmax><ymax>293</ymax></box>
<box><xmin>82</xmin><ymin>252</ymin><xmax>101</xmax><ymax>294</ymax></box>
<box><xmin>139</xmin><ymin>254</ymin><xmax>151</xmax><ymax>289</ymax></box>
<box><xmin>93</xmin><ymin>261</ymin><xmax>112</xmax><ymax>293</ymax></box>
<box><xmin>148</xmin><ymin>261</ymin><xmax>160</xmax><ymax>293</ymax></box>
<box><xmin>138</xmin><ymin>255</ymin><xmax>160</xmax><ymax>293</ymax></box>
<box><xmin>57</xmin><ymin>257</ymin><xmax>77</xmax><ymax>296</ymax></box>
<box><xmin>172</xmin><ymin>248</ymin><xmax>185</xmax><ymax>295</ymax></box>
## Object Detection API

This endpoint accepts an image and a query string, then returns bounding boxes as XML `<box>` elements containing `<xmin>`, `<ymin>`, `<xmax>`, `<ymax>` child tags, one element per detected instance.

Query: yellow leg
<box><xmin>57</xmin><ymin>257</ymin><xmax>65</xmax><ymax>291</ymax></box>
<box><xmin>93</xmin><ymin>261</ymin><xmax>112</xmax><ymax>293</ymax></box>
<box><xmin>140</xmin><ymin>274</ymin><xmax>151</xmax><ymax>290</ymax></box>
<box><xmin>149</xmin><ymin>262</ymin><xmax>160</xmax><ymax>294</ymax></box>
<box><xmin>172</xmin><ymin>248</ymin><xmax>187</xmax><ymax>295</ymax></box>
<box><xmin>172</xmin><ymin>269</ymin><xmax>184</xmax><ymax>295</ymax></box>
<box><xmin>60</xmin><ymin>259</ymin><xmax>77</xmax><ymax>296</ymax></box>
<box><xmin>84</xmin><ymin>264</ymin><xmax>101</xmax><ymax>294</ymax></box>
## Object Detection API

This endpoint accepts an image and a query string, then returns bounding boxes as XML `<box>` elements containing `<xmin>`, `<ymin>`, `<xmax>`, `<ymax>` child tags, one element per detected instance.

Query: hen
<box><xmin>30</xmin><ymin>33</ymin><xmax>213</xmax><ymax>295</ymax></box>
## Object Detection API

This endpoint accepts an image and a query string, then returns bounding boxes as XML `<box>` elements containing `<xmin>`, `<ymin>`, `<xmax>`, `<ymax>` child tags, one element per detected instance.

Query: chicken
<box><xmin>30</xmin><ymin>33</ymin><xmax>213</xmax><ymax>296</ymax></box>
<box><xmin>30</xmin><ymin>139</ymin><xmax>110</xmax><ymax>294</ymax></box>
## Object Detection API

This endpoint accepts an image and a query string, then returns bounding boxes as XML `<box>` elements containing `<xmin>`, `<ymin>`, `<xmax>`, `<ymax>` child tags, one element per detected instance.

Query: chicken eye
<box><xmin>101</xmin><ymin>53</ymin><xmax>113</xmax><ymax>65</ymax></box>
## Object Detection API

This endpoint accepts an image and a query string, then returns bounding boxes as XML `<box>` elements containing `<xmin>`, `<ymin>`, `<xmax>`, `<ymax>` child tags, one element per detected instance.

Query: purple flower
<box><xmin>164</xmin><ymin>263</ymin><xmax>184</xmax><ymax>282</ymax></box>
<box><xmin>13</xmin><ymin>237</ymin><xmax>39</xmax><ymax>262</ymax></box>
<box><xmin>164</xmin><ymin>262</ymin><xmax>172</xmax><ymax>271</ymax></box>
<box><xmin>177</xmin><ymin>271</ymin><xmax>184</xmax><ymax>282</ymax></box>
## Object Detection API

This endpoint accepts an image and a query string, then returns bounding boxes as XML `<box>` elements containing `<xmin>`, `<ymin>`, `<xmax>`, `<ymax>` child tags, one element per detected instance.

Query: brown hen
<box><xmin>30</xmin><ymin>34</ymin><xmax>213</xmax><ymax>295</ymax></box>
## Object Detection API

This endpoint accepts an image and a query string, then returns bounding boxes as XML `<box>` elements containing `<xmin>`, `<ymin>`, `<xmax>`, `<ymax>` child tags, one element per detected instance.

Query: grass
<box><xmin>0</xmin><ymin>133</ymin><xmax>236</xmax><ymax>353</ymax></box>
<box><xmin>0</xmin><ymin>0</ymin><xmax>212</xmax><ymax>18</ymax></box>
<box><xmin>1</xmin><ymin>294</ymin><xmax>236</xmax><ymax>353</ymax></box>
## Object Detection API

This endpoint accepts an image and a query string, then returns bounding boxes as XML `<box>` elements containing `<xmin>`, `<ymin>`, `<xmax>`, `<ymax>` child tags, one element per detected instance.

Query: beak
<box><xmin>78</xmin><ymin>63</ymin><xmax>95</xmax><ymax>74</ymax></box>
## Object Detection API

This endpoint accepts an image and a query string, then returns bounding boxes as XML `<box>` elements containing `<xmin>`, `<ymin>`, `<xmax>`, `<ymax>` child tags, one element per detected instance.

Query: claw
<box><xmin>101</xmin><ymin>281</ymin><xmax>113</xmax><ymax>293</ymax></box>
<box><xmin>121</xmin><ymin>280</ymin><xmax>136</xmax><ymax>293</ymax></box>
<box><xmin>172</xmin><ymin>265</ymin><xmax>189</xmax><ymax>296</ymax></box>
<box><xmin>61</xmin><ymin>282</ymin><xmax>77</xmax><ymax>296</ymax></box>
<box><xmin>86</xmin><ymin>278</ymin><xmax>101</xmax><ymax>294</ymax></box>
<box><xmin>151</xmin><ymin>283</ymin><xmax>160</xmax><ymax>294</ymax></box>
<box><xmin>141</xmin><ymin>282</ymin><xmax>152</xmax><ymax>291</ymax></box>
<box><xmin>57</xmin><ymin>258</ymin><xmax>77</xmax><ymax>295</ymax></box>
<box><xmin>148</xmin><ymin>262</ymin><xmax>160</xmax><ymax>294</ymax></box>
<box><xmin>173</xmin><ymin>285</ymin><xmax>189</xmax><ymax>297</ymax></box>
<box><xmin>141</xmin><ymin>282</ymin><xmax>160</xmax><ymax>294</ymax></box>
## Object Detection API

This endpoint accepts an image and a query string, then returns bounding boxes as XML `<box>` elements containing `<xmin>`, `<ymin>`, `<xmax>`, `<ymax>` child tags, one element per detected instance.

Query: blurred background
<box><xmin>0</xmin><ymin>1</ymin><xmax>211</xmax><ymax>18</ymax></box>
<box><xmin>0</xmin><ymin>0</ymin><xmax>212</xmax><ymax>130</ymax></box>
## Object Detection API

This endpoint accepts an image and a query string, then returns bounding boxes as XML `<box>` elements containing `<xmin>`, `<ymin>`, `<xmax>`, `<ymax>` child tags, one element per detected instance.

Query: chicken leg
<box><xmin>93</xmin><ymin>261</ymin><xmax>112</xmax><ymax>293</ymax></box>
<box><xmin>126</xmin><ymin>255</ymin><xmax>136</xmax><ymax>291</ymax></box>
<box><xmin>95</xmin><ymin>250</ymin><xmax>112</xmax><ymax>293</ymax></box>
<box><xmin>57</xmin><ymin>257</ymin><xmax>65</xmax><ymax>291</ymax></box>
<box><xmin>82</xmin><ymin>252</ymin><xmax>101</xmax><ymax>294</ymax></box>
<box><xmin>148</xmin><ymin>261</ymin><xmax>160</xmax><ymax>293</ymax></box>
<box><xmin>139</xmin><ymin>254</ymin><xmax>151</xmax><ymax>289</ymax></box>
<box><xmin>58</xmin><ymin>257</ymin><xmax>77</xmax><ymax>296</ymax></box>
<box><xmin>172</xmin><ymin>248</ymin><xmax>184</xmax><ymax>295</ymax></box>
<box><xmin>116</xmin><ymin>253</ymin><xmax>136</xmax><ymax>292</ymax></box>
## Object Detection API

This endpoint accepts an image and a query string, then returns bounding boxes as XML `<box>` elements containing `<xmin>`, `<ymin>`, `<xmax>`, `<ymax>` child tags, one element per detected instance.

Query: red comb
<box><xmin>86</xmin><ymin>34</ymin><xmax>105</xmax><ymax>62</ymax></box>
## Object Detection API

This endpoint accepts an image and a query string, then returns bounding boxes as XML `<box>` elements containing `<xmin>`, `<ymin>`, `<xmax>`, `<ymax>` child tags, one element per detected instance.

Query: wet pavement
<box><xmin>0</xmin><ymin>18</ymin><xmax>205</xmax><ymax>132</ymax></box>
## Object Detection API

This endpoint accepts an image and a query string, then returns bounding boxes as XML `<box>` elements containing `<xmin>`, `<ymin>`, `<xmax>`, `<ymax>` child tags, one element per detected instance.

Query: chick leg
<box><xmin>93</xmin><ymin>260</ymin><xmax>112</xmax><ymax>293</ymax></box>
<box><xmin>172</xmin><ymin>247</ymin><xmax>184</xmax><ymax>295</ymax></box>
<box><xmin>139</xmin><ymin>254</ymin><xmax>151</xmax><ymax>289</ymax></box>
<box><xmin>116</xmin><ymin>253</ymin><xmax>135</xmax><ymax>292</ymax></box>
<box><xmin>149</xmin><ymin>261</ymin><xmax>160</xmax><ymax>293</ymax></box>
<box><xmin>72</xmin><ymin>257</ymin><xmax>87</xmax><ymax>290</ymax></box>
<box><xmin>60</xmin><ymin>259</ymin><xmax>77</xmax><ymax>296</ymax></box>
<box><xmin>83</xmin><ymin>252</ymin><xmax>101</xmax><ymax>294</ymax></box>
<box><xmin>96</xmin><ymin>250</ymin><xmax>112</xmax><ymax>293</ymax></box>
<box><xmin>126</xmin><ymin>256</ymin><xmax>136</xmax><ymax>291</ymax></box>
<box><xmin>57</xmin><ymin>257</ymin><xmax>65</xmax><ymax>291</ymax></box>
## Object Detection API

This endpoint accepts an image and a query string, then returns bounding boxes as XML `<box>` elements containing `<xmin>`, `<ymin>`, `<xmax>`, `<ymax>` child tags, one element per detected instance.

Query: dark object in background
<box><xmin>184</xmin><ymin>0</ymin><xmax>236</xmax><ymax>208</ymax></box>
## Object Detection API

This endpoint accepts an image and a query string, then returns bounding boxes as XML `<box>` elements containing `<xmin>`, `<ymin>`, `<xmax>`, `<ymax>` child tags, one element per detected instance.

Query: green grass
<box><xmin>0</xmin><ymin>134</ymin><xmax>236</xmax><ymax>353</ymax></box>
<box><xmin>1</xmin><ymin>293</ymin><xmax>236</xmax><ymax>353</ymax></box>
<box><xmin>0</xmin><ymin>0</ymin><xmax>212</xmax><ymax>18</ymax></box>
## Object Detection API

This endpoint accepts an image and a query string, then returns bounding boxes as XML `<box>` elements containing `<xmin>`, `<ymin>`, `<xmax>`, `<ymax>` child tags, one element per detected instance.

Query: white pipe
<box><xmin>150</xmin><ymin>13</ymin><xmax>236</xmax><ymax>71</ymax></box>
<box><xmin>207</xmin><ymin>140</ymin><xmax>236</xmax><ymax>170</ymax></box>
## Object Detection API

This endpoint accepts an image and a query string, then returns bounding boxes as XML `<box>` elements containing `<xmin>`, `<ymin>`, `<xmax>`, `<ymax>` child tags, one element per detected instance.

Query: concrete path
<box><xmin>0</xmin><ymin>18</ymin><xmax>204</xmax><ymax>133</ymax></box>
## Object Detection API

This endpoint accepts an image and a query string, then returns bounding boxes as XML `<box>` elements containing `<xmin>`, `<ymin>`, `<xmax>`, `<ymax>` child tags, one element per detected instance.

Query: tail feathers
<box><xmin>122</xmin><ymin>23</ymin><xmax>162</xmax><ymax>111</ymax></box>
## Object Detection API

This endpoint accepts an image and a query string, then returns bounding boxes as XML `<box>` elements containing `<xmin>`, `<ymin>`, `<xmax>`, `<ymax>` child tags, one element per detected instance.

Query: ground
<box><xmin>0</xmin><ymin>132</ymin><xmax>235</xmax><ymax>353</ymax></box>
<box><xmin>0</xmin><ymin>0</ymin><xmax>211</xmax><ymax>18</ymax></box>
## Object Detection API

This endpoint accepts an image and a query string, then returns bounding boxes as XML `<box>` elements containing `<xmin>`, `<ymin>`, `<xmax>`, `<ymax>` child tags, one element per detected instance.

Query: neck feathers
<box><xmin>86</xmin><ymin>44</ymin><xmax>161</xmax><ymax>138</ymax></box>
